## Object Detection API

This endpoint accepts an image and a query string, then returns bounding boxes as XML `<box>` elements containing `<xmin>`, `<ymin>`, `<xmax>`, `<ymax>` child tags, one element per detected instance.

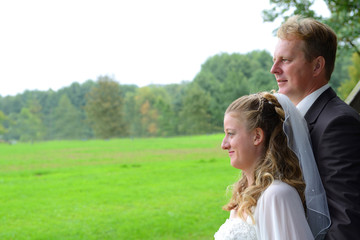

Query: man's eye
<box><xmin>282</xmin><ymin>59</ymin><xmax>289</xmax><ymax>62</ymax></box>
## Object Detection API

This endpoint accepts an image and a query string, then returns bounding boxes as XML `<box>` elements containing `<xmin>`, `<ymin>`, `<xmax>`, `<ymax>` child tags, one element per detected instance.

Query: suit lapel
<box><xmin>304</xmin><ymin>87</ymin><xmax>337</xmax><ymax>132</ymax></box>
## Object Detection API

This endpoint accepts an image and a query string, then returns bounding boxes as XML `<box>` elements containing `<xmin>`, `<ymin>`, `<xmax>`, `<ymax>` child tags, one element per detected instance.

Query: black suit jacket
<box><xmin>304</xmin><ymin>87</ymin><xmax>360</xmax><ymax>240</ymax></box>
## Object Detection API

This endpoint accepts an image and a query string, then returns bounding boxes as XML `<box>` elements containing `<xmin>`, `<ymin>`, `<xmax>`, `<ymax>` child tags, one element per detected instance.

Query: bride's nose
<box><xmin>221</xmin><ymin>137</ymin><xmax>230</xmax><ymax>150</ymax></box>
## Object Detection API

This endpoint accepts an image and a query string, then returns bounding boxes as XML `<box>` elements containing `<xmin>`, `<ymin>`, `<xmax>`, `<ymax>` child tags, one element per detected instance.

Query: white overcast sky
<box><xmin>0</xmin><ymin>0</ymin><xmax>329</xmax><ymax>97</ymax></box>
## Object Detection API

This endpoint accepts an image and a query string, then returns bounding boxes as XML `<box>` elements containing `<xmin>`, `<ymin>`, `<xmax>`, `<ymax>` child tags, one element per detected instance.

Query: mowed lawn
<box><xmin>0</xmin><ymin>134</ymin><xmax>240</xmax><ymax>240</ymax></box>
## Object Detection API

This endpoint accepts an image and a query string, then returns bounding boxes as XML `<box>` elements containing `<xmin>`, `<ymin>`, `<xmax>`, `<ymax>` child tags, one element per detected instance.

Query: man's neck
<box><xmin>296</xmin><ymin>84</ymin><xmax>330</xmax><ymax>116</ymax></box>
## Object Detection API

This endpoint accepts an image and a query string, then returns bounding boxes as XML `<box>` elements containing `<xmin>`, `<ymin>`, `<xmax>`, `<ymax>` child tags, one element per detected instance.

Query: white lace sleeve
<box><xmin>254</xmin><ymin>181</ymin><xmax>314</xmax><ymax>240</ymax></box>
<box><xmin>214</xmin><ymin>216</ymin><xmax>257</xmax><ymax>240</ymax></box>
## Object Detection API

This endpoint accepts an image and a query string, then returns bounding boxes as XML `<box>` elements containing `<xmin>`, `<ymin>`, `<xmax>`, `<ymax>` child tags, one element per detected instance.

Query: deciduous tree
<box><xmin>14</xmin><ymin>107</ymin><xmax>45</xmax><ymax>142</ymax></box>
<box><xmin>338</xmin><ymin>52</ymin><xmax>360</xmax><ymax>99</ymax></box>
<box><xmin>178</xmin><ymin>83</ymin><xmax>212</xmax><ymax>135</ymax></box>
<box><xmin>85</xmin><ymin>76</ymin><xmax>127</xmax><ymax>139</ymax></box>
<box><xmin>0</xmin><ymin>110</ymin><xmax>8</xmax><ymax>136</ymax></box>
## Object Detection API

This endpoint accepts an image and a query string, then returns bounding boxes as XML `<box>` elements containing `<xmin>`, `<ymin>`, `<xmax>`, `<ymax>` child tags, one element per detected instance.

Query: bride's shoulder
<box><xmin>261</xmin><ymin>180</ymin><xmax>298</xmax><ymax>199</ymax></box>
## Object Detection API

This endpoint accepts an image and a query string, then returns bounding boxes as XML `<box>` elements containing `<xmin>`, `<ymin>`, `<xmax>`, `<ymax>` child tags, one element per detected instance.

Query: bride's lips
<box><xmin>228</xmin><ymin>151</ymin><xmax>234</xmax><ymax>156</ymax></box>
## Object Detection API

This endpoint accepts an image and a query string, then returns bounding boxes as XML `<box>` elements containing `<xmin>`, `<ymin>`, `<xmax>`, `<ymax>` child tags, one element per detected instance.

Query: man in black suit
<box><xmin>270</xmin><ymin>15</ymin><xmax>360</xmax><ymax>240</ymax></box>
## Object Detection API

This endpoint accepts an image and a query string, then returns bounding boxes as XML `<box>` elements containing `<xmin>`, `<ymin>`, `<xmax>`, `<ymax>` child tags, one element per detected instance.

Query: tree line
<box><xmin>0</xmin><ymin>49</ymin><xmax>357</xmax><ymax>142</ymax></box>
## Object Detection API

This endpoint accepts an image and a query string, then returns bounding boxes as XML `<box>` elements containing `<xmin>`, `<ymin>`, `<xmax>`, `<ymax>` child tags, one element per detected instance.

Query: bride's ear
<box><xmin>253</xmin><ymin>128</ymin><xmax>264</xmax><ymax>146</ymax></box>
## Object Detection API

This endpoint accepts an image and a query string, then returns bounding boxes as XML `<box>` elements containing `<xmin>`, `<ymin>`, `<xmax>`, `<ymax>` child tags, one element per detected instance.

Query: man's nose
<box><xmin>270</xmin><ymin>61</ymin><xmax>281</xmax><ymax>75</ymax></box>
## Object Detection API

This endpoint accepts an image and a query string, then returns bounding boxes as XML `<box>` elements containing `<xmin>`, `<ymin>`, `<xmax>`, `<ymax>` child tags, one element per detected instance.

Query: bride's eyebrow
<box><xmin>225</xmin><ymin>128</ymin><xmax>235</xmax><ymax>132</ymax></box>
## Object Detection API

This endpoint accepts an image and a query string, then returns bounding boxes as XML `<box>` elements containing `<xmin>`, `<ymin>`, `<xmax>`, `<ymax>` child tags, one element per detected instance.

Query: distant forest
<box><xmin>0</xmin><ymin>50</ymin><xmax>354</xmax><ymax>142</ymax></box>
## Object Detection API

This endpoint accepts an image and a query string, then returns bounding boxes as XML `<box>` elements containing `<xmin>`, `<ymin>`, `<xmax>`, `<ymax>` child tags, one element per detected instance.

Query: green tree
<box><xmin>0</xmin><ymin>110</ymin><xmax>8</xmax><ymax>136</ymax></box>
<box><xmin>40</xmin><ymin>90</ymin><xmax>62</xmax><ymax>140</ymax></box>
<box><xmin>193</xmin><ymin>51</ymin><xmax>275</xmax><ymax>130</ymax></box>
<box><xmin>246</xmin><ymin>50</ymin><xmax>278</xmax><ymax>92</ymax></box>
<box><xmin>178</xmin><ymin>83</ymin><xmax>212</xmax><ymax>135</ymax></box>
<box><xmin>221</xmin><ymin>70</ymin><xmax>250</xmax><ymax>108</ymax></box>
<box><xmin>3</xmin><ymin>113</ymin><xmax>17</xmax><ymax>141</ymax></box>
<box><xmin>163</xmin><ymin>82</ymin><xmax>190</xmax><ymax>135</ymax></box>
<box><xmin>52</xmin><ymin>94</ymin><xmax>85</xmax><ymax>139</ymax></box>
<box><xmin>14</xmin><ymin>107</ymin><xmax>45</xmax><ymax>142</ymax></box>
<box><xmin>338</xmin><ymin>52</ymin><xmax>360</xmax><ymax>99</ymax></box>
<box><xmin>20</xmin><ymin>98</ymin><xmax>46</xmax><ymax>142</ymax></box>
<box><xmin>84</xmin><ymin>76</ymin><xmax>127</xmax><ymax>139</ymax></box>
<box><xmin>193</xmin><ymin>70</ymin><xmax>223</xmax><ymax>128</ymax></box>
<box><xmin>123</xmin><ymin>91</ymin><xmax>138</xmax><ymax>137</ymax></box>
<box><xmin>120</xmin><ymin>85</ymin><xmax>139</xmax><ymax>137</ymax></box>
<box><xmin>0</xmin><ymin>94</ymin><xmax>23</xmax><ymax>115</ymax></box>
<box><xmin>131</xmin><ymin>86</ymin><xmax>169</xmax><ymax>137</ymax></box>
<box><xmin>247</xmin><ymin>50</ymin><xmax>274</xmax><ymax>71</ymax></box>
<box><xmin>328</xmin><ymin>50</ymin><xmax>352</xmax><ymax>91</ymax></box>
<box><xmin>52</xmin><ymin>81</ymin><xmax>96</xmax><ymax>139</ymax></box>
<box><xmin>154</xmin><ymin>90</ymin><xmax>176</xmax><ymax>137</ymax></box>
<box><xmin>248</xmin><ymin>69</ymin><xmax>277</xmax><ymax>93</ymax></box>
<box><xmin>57</xmin><ymin>80</ymin><xmax>96</xmax><ymax>110</ymax></box>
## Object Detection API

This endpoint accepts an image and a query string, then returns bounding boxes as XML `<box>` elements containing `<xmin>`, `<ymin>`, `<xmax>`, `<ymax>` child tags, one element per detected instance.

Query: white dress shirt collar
<box><xmin>296</xmin><ymin>84</ymin><xmax>330</xmax><ymax>117</ymax></box>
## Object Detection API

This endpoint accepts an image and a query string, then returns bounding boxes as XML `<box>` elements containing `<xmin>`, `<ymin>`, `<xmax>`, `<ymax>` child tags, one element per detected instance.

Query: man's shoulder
<box><xmin>321</xmin><ymin>96</ymin><xmax>359</xmax><ymax>120</ymax></box>
<box><xmin>311</xmin><ymin>87</ymin><xmax>359</xmax><ymax>121</ymax></box>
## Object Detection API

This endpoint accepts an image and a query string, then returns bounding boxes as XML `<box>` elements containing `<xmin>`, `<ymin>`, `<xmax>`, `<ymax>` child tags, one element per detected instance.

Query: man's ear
<box><xmin>253</xmin><ymin>128</ymin><xmax>264</xmax><ymax>146</ymax></box>
<box><xmin>313</xmin><ymin>56</ymin><xmax>325</xmax><ymax>77</ymax></box>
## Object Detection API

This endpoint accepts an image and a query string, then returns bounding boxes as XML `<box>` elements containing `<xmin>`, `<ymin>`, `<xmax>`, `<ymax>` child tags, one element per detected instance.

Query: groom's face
<box><xmin>270</xmin><ymin>38</ymin><xmax>315</xmax><ymax>105</ymax></box>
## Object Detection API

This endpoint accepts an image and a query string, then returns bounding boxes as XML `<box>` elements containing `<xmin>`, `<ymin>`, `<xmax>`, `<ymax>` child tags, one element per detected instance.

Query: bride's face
<box><xmin>221</xmin><ymin>114</ymin><xmax>259</xmax><ymax>173</ymax></box>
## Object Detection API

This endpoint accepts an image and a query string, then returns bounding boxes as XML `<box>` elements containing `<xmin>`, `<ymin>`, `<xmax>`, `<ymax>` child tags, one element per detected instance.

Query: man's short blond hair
<box><xmin>277</xmin><ymin>15</ymin><xmax>337</xmax><ymax>81</ymax></box>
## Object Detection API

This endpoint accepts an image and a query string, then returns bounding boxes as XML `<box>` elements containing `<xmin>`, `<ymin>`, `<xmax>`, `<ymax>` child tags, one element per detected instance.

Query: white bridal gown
<box><xmin>214</xmin><ymin>181</ymin><xmax>314</xmax><ymax>240</ymax></box>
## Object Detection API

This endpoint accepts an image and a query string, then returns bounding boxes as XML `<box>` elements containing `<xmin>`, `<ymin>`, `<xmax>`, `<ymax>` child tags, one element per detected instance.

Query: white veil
<box><xmin>274</xmin><ymin>93</ymin><xmax>331</xmax><ymax>240</ymax></box>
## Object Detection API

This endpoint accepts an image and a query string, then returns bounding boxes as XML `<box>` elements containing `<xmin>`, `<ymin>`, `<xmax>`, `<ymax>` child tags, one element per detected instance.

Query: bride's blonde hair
<box><xmin>223</xmin><ymin>92</ymin><xmax>306</xmax><ymax>223</ymax></box>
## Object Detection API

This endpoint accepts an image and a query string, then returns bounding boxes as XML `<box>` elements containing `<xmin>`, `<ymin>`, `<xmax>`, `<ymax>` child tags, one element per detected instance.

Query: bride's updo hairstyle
<box><xmin>223</xmin><ymin>92</ymin><xmax>306</xmax><ymax>222</ymax></box>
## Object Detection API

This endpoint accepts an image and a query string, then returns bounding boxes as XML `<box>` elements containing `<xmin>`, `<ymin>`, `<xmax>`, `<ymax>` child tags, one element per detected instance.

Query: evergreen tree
<box><xmin>52</xmin><ymin>94</ymin><xmax>85</xmax><ymax>139</ymax></box>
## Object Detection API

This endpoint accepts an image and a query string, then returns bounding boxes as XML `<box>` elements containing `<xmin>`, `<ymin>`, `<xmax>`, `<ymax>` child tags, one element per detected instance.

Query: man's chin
<box><xmin>277</xmin><ymin>88</ymin><xmax>286</xmax><ymax>94</ymax></box>
<box><xmin>277</xmin><ymin>88</ymin><xmax>293</xmax><ymax>98</ymax></box>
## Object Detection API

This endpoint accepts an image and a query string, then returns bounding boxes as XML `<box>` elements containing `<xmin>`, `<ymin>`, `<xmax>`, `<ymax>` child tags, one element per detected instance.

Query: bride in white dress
<box><xmin>214</xmin><ymin>92</ymin><xmax>330</xmax><ymax>240</ymax></box>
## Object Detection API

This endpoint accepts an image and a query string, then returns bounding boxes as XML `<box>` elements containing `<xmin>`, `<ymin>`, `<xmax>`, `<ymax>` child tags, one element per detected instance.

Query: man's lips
<box><xmin>277</xmin><ymin>79</ymin><xmax>288</xmax><ymax>86</ymax></box>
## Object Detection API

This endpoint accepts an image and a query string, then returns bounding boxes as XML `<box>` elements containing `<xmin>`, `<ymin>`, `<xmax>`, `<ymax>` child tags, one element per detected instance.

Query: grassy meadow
<box><xmin>0</xmin><ymin>134</ymin><xmax>240</xmax><ymax>240</ymax></box>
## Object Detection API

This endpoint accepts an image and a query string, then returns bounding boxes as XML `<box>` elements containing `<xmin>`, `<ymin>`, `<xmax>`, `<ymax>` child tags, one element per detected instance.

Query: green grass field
<box><xmin>0</xmin><ymin>134</ymin><xmax>240</xmax><ymax>240</ymax></box>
